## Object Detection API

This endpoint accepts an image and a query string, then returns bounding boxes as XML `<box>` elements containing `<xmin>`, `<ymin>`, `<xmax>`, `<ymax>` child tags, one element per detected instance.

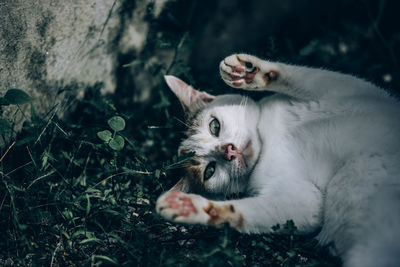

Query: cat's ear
<box><xmin>164</xmin><ymin>75</ymin><xmax>215</xmax><ymax>111</ymax></box>
<box><xmin>170</xmin><ymin>178</ymin><xmax>189</xmax><ymax>193</ymax></box>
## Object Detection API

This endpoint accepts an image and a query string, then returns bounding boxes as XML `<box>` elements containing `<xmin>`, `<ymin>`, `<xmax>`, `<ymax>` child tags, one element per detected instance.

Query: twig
<box><xmin>5</xmin><ymin>161</ymin><xmax>33</xmax><ymax>176</ymax></box>
<box><xmin>0</xmin><ymin>141</ymin><xmax>16</xmax><ymax>163</ymax></box>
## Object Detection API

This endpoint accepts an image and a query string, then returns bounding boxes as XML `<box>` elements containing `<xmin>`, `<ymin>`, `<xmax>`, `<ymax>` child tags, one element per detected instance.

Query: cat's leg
<box><xmin>220</xmin><ymin>54</ymin><xmax>381</xmax><ymax>101</ymax></box>
<box><xmin>156</xmin><ymin>190</ymin><xmax>320</xmax><ymax>233</ymax></box>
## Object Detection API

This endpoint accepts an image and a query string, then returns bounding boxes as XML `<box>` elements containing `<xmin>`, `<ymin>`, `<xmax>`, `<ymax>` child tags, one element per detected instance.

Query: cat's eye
<box><xmin>209</xmin><ymin>118</ymin><xmax>220</xmax><ymax>137</ymax></box>
<box><xmin>204</xmin><ymin>162</ymin><xmax>216</xmax><ymax>181</ymax></box>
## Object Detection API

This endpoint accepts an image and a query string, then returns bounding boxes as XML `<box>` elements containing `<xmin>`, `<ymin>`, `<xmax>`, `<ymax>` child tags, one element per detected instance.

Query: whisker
<box><xmin>173</xmin><ymin>116</ymin><xmax>191</xmax><ymax>128</ymax></box>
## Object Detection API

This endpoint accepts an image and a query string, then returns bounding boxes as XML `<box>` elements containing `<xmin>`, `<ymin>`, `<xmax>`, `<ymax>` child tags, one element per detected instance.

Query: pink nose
<box><xmin>222</xmin><ymin>143</ymin><xmax>238</xmax><ymax>161</ymax></box>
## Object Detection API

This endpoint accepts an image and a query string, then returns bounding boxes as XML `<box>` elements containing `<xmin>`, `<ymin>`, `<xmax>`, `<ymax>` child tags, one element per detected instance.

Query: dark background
<box><xmin>117</xmin><ymin>0</ymin><xmax>399</xmax><ymax>103</ymax></box>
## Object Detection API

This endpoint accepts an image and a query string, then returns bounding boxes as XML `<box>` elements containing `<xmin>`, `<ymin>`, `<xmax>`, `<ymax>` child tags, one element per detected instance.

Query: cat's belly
<box><xmin>257</xmin><ymin>94</ymin><xmax>400</xmax><ymax>160</ymax></box>
<box><xmin>252</xmin><ymin>94</ymin><xmax>400</xmax><ymax>195</ymax></box>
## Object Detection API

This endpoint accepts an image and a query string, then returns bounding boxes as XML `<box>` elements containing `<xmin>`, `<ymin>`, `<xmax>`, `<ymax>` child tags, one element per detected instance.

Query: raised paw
<box><xmin>156</xmin><ymin>191</ymin><xmax>210</xmax><ymax>225</ymax></box>
<box><xmin>219</xmin><ymin>54</ymin><xmax>279</xmax><ymax>90</ymax></box>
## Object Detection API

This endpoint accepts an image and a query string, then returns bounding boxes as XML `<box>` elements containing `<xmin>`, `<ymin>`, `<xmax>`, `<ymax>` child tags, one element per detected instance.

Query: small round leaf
<box><xmin>107</xmin><ymin>116</ymin><xmax>125</xmax><ymax>132</ymax></box>
<box><xmin>108</xmin><ymin>135</ymin><xmax>125</xmax><ymax>151</ymax></box>
<box><xmin>0</xmin><ymin>97</ymin><xmax>10</xmax><ymax>106</ymax></box>
<box><xmin>97</xmin><ymin>130</ymin><xmax>112</xmax><ymax>142</ymax></box>
<box><xmin>0</xmin><ymin>118</ymin><xmax>11</xmax><ymax>134</ymax></box>
<box><xmin>4</xmin><ymin>89</ymin><xmax>31</xmax><ymax>105</ymax></box>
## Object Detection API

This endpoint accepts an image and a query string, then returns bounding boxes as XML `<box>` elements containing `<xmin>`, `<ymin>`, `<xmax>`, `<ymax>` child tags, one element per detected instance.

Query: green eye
<box><xmin>209</xmin><ymin>118</ymin><xmax>220</xmax><ymax>137</ymax></box>
<box><xmin>204</xmin><ymin>162</ymin><xmax>216</xmax><ymax>181</ymax></box>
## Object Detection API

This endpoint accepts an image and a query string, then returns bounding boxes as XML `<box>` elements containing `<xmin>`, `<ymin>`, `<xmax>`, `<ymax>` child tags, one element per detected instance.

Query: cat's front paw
<box><xmin>156</xmin><ymin>191</ymin><xmax>210</xmax><ymax>225</ymax></box>
<box><xmin>220</xmin><ymin>54</ymin><xmax>279</xmax><ymax>90</ymax></box>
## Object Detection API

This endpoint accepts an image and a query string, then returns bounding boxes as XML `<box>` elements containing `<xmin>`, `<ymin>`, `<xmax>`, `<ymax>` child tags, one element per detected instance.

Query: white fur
<box><xmin>159</xmin><ymin>54</ymin><xmax>400</xmax><ymax>266</ymax></box>
<box><xmin>180</xmin><ymin>95</ymin><xmax>262</xmax><ymax>194</ymax></box>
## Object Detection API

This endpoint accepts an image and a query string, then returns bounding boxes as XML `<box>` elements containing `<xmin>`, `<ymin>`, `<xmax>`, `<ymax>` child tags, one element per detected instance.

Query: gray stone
<box><xmin>0</xmin><ymin>0</ymin><xmax>171</xmax><ymax>145</ymax></box>
<box><xmin>0</xmin><ymin>0</ymin><xmax>121</xmax><ymax>134</ymax></box>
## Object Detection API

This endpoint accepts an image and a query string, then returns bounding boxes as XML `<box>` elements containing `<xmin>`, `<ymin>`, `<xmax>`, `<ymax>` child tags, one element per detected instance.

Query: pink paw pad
<box><xmin>228</xmin><ymin>62</ymin><xmax>260</xmax><ymax>85</ymax></box>
<box><xmin>165</xmin><ymin>191</ymin><xmax>197</xmax><ymax>217</ymax></box>
<box><xmin>233</xmin><ymin>66</ymin><xmax>245</xmax><ymax>72</ymax></box>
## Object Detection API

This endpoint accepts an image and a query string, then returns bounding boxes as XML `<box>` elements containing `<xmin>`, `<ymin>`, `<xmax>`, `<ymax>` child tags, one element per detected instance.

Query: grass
<box><xmin>0</xmin><ymin>85</ymin><xmax>341</xmax><ymax>266</ymax></box>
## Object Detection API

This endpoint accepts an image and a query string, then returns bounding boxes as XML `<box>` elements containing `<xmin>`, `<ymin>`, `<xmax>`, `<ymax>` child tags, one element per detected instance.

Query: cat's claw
<box><xmin>156</xmin><ymin>191</ymin><xmax>210</xmax><ymax>224</ymax></box>
<box><xmin>220</xmin><ymin>54</ymin><xmax>279</xmax><ymax>90</ymax></box>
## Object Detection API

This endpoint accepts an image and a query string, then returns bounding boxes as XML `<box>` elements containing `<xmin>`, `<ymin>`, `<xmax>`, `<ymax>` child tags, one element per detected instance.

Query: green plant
<box><xmin>97</xmin><ymin>116</ymin><xmax>126</xmax><ymax>151</ymax></box>
<box><xmin>0</xmin><ymin>88</ymin><xmax>32</xmax><ymax>135</ymax></box>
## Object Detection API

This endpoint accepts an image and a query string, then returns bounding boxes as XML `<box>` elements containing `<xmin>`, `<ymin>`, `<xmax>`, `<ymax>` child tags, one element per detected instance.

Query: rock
<box><xmin>0</xmin><ymin>0</ymin><xmax>120</xmax><ymax>135</ymax></box>
<box><xmin>0</xmin><ymin>0</ymin><xmax>171</xmax><ymax>145</ymax></box>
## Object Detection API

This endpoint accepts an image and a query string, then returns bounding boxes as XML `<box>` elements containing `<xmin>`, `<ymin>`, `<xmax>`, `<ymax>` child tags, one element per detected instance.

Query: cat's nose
<box><xmin>222</xmin><ymin>143</ymin><xmax>238</xmax><ymax>161</ymax></box>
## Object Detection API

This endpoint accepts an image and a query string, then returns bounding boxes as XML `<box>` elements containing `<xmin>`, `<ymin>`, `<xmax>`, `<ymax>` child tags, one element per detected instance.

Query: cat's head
<box><xmin>165</xmin><ymin>75</ymin><xmax>261</xmax><ymax>196</ymax></box>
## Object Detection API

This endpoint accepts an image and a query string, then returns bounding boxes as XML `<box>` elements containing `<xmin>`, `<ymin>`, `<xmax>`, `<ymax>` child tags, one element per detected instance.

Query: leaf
<box><xmin>71</xmin><ymin>230</ymin><xmax>94</xmax><ymax>240</ymax></box>
<box><xmin>80</xmin><ymin>238</ymin><xmax>102</xmax><ymax>244</ymax></box>
<box><xmin>107</xmin><ymin>116</ymin><xmax>125</xmax><ymax>132</ymax></box>
<box><xmin>122</xmin><ymin>59</ymin><xmax>143</xmax><ymax>68</ymax></box>
<box><xmin>101</xmin><ymin>208</ymin><xmax>120</xmax><ymax>216</ymax></box>
<box><xmin>0</xmin><ymin>97</ymin><xmax>9</xmax><ymax>106</ymax></box>
<box><xmin>108</xmin><ymin>135</ymin><xmax>124</xmax><ymax>151</ymax></box>
<box><xmin>93</xmin><ymin>255</ymin><xmax>119</xmax><ymax>266</ymax></box>
<box><xmin>85</xmin><ymin>188</ymin><xmax>101</xmax><ymax>194</ymax></box>
<box><xmin>97</xmin><ymin>130</ymin><xmax>112</xmax><ymax>142</ymax></box>
<box><xmin>4</xmin><ymin>89</ymin><xmax>31</xmax><ymax>105</ymax></box>
<box><xmin>86</xmin><ymin>194</ymin><xmax>91</xmax><ymax>216</ymax></box>
<box><xmin>0</xmin><ymin>118</ymin><xmax>11</xmax><ymax>134</ymax></box>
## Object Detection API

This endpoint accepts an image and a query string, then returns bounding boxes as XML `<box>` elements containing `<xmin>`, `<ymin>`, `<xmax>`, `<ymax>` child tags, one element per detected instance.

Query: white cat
<box><xmin>156</xmin><ymin>54</ymin><xmax>400</xmax><ymax>266</ymax></box>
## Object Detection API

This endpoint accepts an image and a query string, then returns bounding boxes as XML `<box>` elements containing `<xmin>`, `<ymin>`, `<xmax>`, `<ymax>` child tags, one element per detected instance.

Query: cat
<box><xmin>156</xmin><ymin>54</ymin><xmax>400</xmax><ymax>266</ymax></box>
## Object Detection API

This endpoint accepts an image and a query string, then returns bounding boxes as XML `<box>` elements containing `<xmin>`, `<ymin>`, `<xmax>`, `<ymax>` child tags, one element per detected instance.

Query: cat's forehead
<box><xmin>185</xmin><ymin>94</ymin><xmax>254</xmax><ymax>132</ymax></box>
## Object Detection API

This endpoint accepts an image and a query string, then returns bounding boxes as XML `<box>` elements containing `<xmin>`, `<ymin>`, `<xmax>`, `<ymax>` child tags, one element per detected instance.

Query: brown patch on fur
<box><xmin>178</xmin><ymin>148</ymin><xmax>191</xmax><ymax>156</ymax></box>
<box><xmin>263</xmin><ymin>70</ymin><xmax>279</xmax><ymax>85</ymax></box>
<box><xmin>235</xmin><ymin>55</ymin><xmax>245</xmax><ymax>66</ymax></box>
<box><xmin>229</xmin><ymin>204</ymin><xmax>235</xmax><ymax>213</ymax></box>
<box><xmin>182</xmin><ymin>161</ymin><xmax>204</xmax><ymax>193</ymax></box>
<box><xmin>189</xmin><ymin>158</ymin><xmax>201</xmax><ymax>166</ymax></box>
<box><xmin>237</xmin><ymin>214</ymin><xmax>244</xmax><ymax>230</ymax></box>
<box><xmin>203</xmin><ymin>202</ymin><xmax>244</xmax><ymax>231</ymax></box>
<box><xmin>185</xmin><ymin>112</ymin><xmax>202</xmax><ymax>137</ymax></box>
